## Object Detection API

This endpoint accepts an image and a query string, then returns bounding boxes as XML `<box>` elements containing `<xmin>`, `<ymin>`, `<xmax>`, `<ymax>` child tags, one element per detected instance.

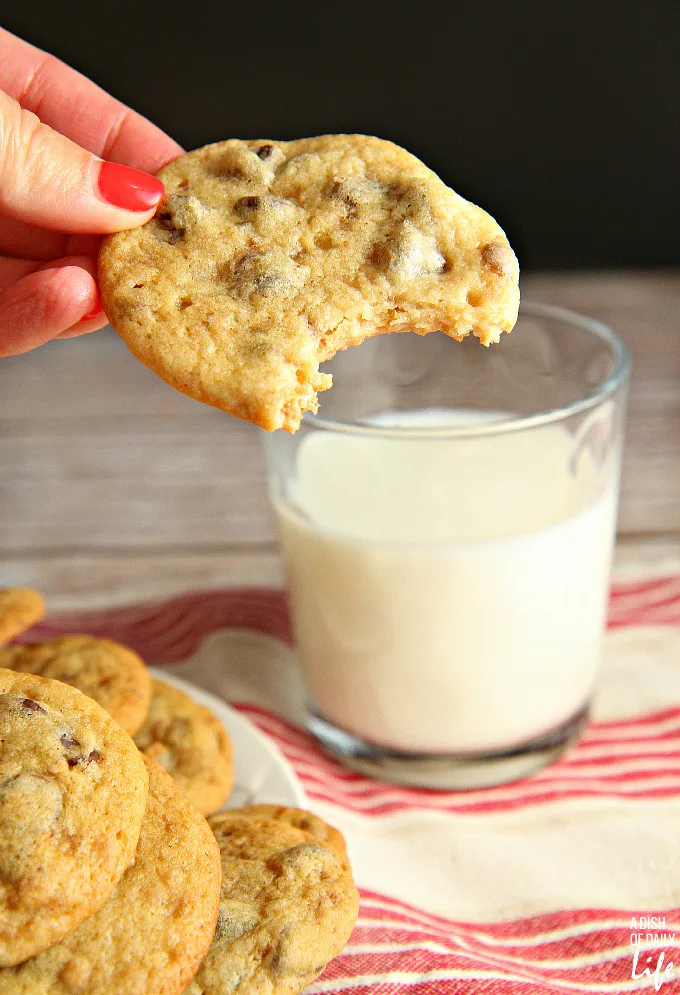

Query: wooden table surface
<box><xmin>1</xmin><ymin>269</ymin><xmax>679</xmax><ymax>609</ymax></box>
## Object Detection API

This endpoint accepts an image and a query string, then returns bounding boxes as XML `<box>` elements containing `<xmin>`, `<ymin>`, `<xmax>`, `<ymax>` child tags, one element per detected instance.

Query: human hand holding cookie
<box><xmin>0</xmin><ymin>27</ymin><xmax>181</xmax><ymax>357</ymax></box>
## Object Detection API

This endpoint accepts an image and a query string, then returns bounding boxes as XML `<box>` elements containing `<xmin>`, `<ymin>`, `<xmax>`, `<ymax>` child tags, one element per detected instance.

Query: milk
<box><xmin>275</xmin><ymin>412</ymin><xmax>618</xmax><ymax>755</ymax></box>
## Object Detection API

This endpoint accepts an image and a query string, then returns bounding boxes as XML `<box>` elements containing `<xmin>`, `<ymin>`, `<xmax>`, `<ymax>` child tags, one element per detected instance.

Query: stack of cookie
<box><xmin>0</xmin><ymin>590</ymin><xmax>233</xmax><ymax>817</ymax></box>
<box><xmin>0</xmin><ymin>588</ymin><xmax>359</xmax><ymax>994</ymax></box>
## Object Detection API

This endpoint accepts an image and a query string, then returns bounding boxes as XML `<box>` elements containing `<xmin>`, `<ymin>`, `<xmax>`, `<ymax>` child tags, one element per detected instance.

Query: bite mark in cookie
<box><xmin>99</xmin><ymin>135</ymin><xmax>520</xmax><ymax>432</ymax></box>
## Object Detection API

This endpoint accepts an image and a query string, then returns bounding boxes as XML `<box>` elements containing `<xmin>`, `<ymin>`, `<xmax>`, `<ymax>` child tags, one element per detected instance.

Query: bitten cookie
<box><xmin>0</xmin><ymin>759</ymin><xmax>222</xmax><ymax>995</ymax></box>
<box><xmin>0</xmin><ymin>669</ymin><xmax>148</xmax><ymax>966</ymax></box>
<box><xmin>0</xmin><ymin>636</ymin><xmax>152</xmax><ymax>736</ymax></box>
<box><xmin>186</xmin><ymin>809</ymin><xmax>359</xmax><ymax>995</ymax></box>
<box><xmin>99</xmin><ymin>135</ymin><xmax>519</xmax><ymax>432</ymax></box>
<box><xmin>0</xmin><ymin>589</ymin><xmax>44</xmax><ymax>645</ymax></box>
<box><xmin>134</xmin><ymin>679</ymin><xmax>233</xmax><ymax>816</ymax></box>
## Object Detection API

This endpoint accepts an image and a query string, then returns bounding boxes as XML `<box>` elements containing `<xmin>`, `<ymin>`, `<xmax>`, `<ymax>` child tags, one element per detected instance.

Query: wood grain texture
<box><xmin>0</xmin><ymin>540</ymin><xmax>676</xmax><ymax>613</ymax></box>
<box><xmin>0</xmin><ymin>552</ymin><xmax>284</xmax><ymax>610</ymax></box>
<box><xmin>0</xmin><ymin>270</ymin><xmax>678</xmax><ymax>553</ymax></box>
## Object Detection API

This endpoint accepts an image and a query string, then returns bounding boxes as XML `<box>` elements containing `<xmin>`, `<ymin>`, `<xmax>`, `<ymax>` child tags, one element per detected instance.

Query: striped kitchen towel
<box><xmin>26</xmin><ymin>575</ymin><xmax>680</xmax><ymax>993</ymax></box>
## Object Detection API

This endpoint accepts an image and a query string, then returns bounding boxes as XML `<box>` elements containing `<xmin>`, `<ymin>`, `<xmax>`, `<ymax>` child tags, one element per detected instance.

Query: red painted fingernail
<box><xmin>79</xmin><ymin>292</ymin><xmax>103</xmax><ymax>322</ymax></box>
<box><xmin>98</xmin><ymin>161</ymin><xmax>164</xmax><ymax>212</ymax></box>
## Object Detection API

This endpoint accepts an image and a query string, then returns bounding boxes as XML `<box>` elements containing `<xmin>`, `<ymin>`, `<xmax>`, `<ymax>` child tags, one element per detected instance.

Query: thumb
<box><xmin>0</xmin><ymin>89</ymin><xmax>166</xmax><ymax>234</ymax></box>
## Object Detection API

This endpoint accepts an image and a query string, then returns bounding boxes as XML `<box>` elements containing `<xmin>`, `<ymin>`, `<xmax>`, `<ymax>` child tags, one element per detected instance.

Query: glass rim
<box><xmin>303</xmin><ymin>300</ymin><xmax>631</xmax><ymax>440</ymax></box>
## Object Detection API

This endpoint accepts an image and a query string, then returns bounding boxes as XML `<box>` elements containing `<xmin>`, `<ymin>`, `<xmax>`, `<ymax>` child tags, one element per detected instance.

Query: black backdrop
<box><xmin>3</xmin><ymin>0</ymin><xmax>678</xmax><ymax>269</ymax></box>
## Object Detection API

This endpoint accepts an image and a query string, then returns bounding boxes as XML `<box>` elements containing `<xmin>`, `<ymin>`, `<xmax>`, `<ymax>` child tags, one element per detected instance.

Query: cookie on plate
<box><xmin>133</xmin><ymin>679</ymin><xmax>233</xmax><ymax>816</ymax></box>
<box><xmin>0</xmin><ymin>588</ymin><xmax>44</xmax><ymax>645</ymax></box>
<box><xmin>0</xmin><ymin>668</ymin><xmax>148</xmax><ymax>966</ymax></box>
<box><xmin>0</xmin><ymin>636</ymin><xmax>152</xmax><ymax>736</ymax></box>
<box><xmin>187</xmin><ymin>809</ymin><xmax>359</xmax><ymax>995</ymax></box>
<box><xmin>233</xmin><ymin>805</ymin><xmax>349</xmax><ymax>868</ymax></box>
<box><xmin>0</xmin><ymin>758</ymin><xmax>221</xmax><ymax>995</ymax></box>
<box><xmin>99</xmin><ymin>134</ymin><xmax>519</xmax><ymax>432</ymax></box>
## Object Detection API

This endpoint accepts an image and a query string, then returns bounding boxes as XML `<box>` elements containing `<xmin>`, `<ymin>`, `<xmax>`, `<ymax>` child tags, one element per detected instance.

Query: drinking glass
<box><xmin>262</xmin><ymin>302</ymin><xmax>630</xmax><ymax>789</ymax></box>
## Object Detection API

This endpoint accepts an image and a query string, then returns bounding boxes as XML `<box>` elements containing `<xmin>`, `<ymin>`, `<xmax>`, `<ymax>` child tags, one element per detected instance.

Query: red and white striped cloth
<box><xmin>24</xmin><ymin>577</ymin><xmax>680</xmax><ymax>993</ymax></box>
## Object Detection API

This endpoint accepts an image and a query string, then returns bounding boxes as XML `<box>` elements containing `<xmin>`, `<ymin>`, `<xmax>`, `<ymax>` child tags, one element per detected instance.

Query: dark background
<box><xmin>3</xmin><ymin>1</ymin><xmax>678</xmax><ymax>269</ymax></box>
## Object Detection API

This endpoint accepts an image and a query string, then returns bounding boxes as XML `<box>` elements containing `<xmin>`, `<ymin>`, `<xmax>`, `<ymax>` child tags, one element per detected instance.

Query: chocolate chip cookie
<box><xmin>0</xmin><ymin>758</ymin><xmax>221</xmax><ymax>995</ymax></box>
<box><xmin>99</xmin><ymin>135</ymin><xmax>519</xmax><ymax>432</ymax></box>
<box><xmin>133</xmin><ymin>679</ymin><xmax>233</xmax><ymax>816</ymax></box>
<box><xmin>0</xmin><ymin>636</ymin><xmax>152</xmax><ymax>736</ymax></box>
<box><xmin>0</xmin><ymin>589</ymin><xmax>44</xmax><ymax>645</ymax></box>
<box><xmin>233</xmin><ymin>805</ymin><xmax>349</xmax><ymax>868</ymax></box>
<box><xmin>0</xmin><ymin>668</ymin><xmax>148</xmax><ymax>966</ymax></box>
<box><xmin>186</xmin><ymin>809</ymin><xmax>359</xmax><ymax>995</ymax></box>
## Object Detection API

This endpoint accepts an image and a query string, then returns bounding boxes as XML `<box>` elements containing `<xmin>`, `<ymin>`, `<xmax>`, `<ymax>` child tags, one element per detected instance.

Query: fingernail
<box><xmin>79</xmin><ymin>293</ymin><xmax>103</xmax><ymax>322</ymax></box>
<box><xmin>98</xmin><ymin>161</ymin><xmax>164</xmax><ymax>212</ymax></box>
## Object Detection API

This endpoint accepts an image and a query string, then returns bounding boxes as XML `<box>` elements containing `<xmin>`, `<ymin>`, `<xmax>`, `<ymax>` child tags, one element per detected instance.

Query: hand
<box><xmin>0</xmin><ymin>28</ymin><xmax>183</xmax><ymax>357</ymax></box>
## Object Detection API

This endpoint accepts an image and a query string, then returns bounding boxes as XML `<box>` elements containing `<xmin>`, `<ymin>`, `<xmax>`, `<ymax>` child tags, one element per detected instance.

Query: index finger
<box><xmin>0</xmin><ymin>27</ymin><xmax>183</xmax><ymax>173</ymax></box>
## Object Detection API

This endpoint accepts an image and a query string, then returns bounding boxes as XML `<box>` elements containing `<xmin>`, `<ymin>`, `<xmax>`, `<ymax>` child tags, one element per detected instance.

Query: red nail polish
<box><xmin>98</xmin><ymin>161</ymin><xmax>164</xmax><ymax>212</ymax></box>
<box><xmin>79</xmin><ymin>293</ymin><xmax>103</xmax><ymax>322</ymax></box>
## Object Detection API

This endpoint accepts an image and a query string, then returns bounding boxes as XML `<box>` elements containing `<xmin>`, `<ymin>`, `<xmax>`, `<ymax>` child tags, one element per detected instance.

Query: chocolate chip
<box><xmin>232</xmin><ymin>253</ymin><xmax>307</xmax><ymax>300</ymax></box>
<box><xmin>61</xmin><ymin>732</ymin><xmax>96</xmax><ymax>769</ymax></box>
<box><xmin>388</xmin><ymin>181</ymin><xmax>431</xmax><ymax>220</ymax></box>
<box><xmin>214</xmin><ymin>903</ymin><xmax>257</xmax><ymax>942</ymax></box>
<box><xmin>234</xmin><ymin>195</ymin><xmax>261</xmax><ymax>216</ymax></box>
<box><xmin>22</xmin><ymin>698</ymin><xmax>45</xmax><ymax>713</ymax></box>
<box><xmin>381</xmin><ymin>221</ymin><xmax>446</xmax><ymax>279</ymax></box>
<box><xmin>65</xmin><ymin>749</ymin><xmax>100</xmax><ymax>769</ymax></box>
<box><xmin>481</xmin><ymin>242</ymin><xmax>511</xmax><ymax>277</ymax></box>
<box><xmin>276</xmin><ymin>842</ymin><xmax>326</xmax><ymax>869</ymax></box>
<box><xmin>218</xmin><ymin>165</ymin><xmax>246</xmax><ymax>181</ymax></box>
<box><xmin>330</xmin><ymin>176</ymin><xmax>385</xmax><ymax>219</ymax></box>
<box><xmin>330</xmin><ymin>180</ymin><xmax>357</xmax><ymax>208</ymax></box>
<box><xmin>157</xmin><ymin>211</ymin><xmax>184</xmax><ymax>245</ymax></box>
<box><xmin>269</xmin><ymin>935</ymin><xmax>288</xmax><ymax>974</ymax></box>
<box><xmin>155</xmin><ymin>197</ymin><xmax>187</xmax><ymax>244</ymax></box>
<box><xmin>256</xmin><ymin>144</ymin><xmax>275</xmax><ymax>160</ymax></box>
<box><xmin>157</xmin><ymin>229</ymin><xmax>183</xmax><ymax>245</ymax></box>
<box><xmin>254</xmin><ymin>273</ymin><xmax>280</xmax><ymax>294</ymax></box>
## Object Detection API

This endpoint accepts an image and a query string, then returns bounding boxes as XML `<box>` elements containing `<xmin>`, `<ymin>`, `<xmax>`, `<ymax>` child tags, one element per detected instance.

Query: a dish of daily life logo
<box><xmin>630</xmin><ymin>917</ymin><xmax>677</xmax><ymax>990</ymax></box>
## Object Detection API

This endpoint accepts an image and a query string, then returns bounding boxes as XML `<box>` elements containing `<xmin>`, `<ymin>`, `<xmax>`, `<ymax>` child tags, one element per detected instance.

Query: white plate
<box><xmin>149</xmin><ymin>668</ymin><xmax>306</xmax><ymax>809</ymax></box>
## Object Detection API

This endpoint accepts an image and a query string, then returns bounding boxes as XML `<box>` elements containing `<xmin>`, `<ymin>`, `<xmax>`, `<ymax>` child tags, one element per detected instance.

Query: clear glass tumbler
<box><xmin>262</xmin><ymin>302</ymin><xmax>630</xmax><ymax>789</ymax></box>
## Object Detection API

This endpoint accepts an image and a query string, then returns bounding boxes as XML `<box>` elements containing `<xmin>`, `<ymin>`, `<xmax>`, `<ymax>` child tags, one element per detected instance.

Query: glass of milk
<box><xmin>263</xmin><ymin>302</ymin><xmax>630</xmax><ymax>788</ymax></box>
